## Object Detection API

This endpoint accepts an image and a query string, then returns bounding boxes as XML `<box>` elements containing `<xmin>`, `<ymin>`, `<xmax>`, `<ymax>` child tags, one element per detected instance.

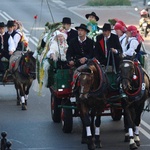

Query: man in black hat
<box><xmin>62</xmin><ymin>17</ymin><xmax>78</xmax><ymax>45</ymax></box>
<box><xmin>85</xmin><ymin>12</ymin><xmax>102</xmax><ymax>41</ymax></box>
<box><xmin>0</xmin><ymin>22</ymin><xmax>15</xmax><ymax>74</ymax></box>
<box><xmin>94</xmin><ymin>23</ymin><xmax>122</xmax><ymax>72</ymax></box>
<box><xmin>66</xmin><ymin>23</ymin><xmax>95</xmax><ymax>67</ymax></box>
<box><xmin>6</xmin><ymin>20</ymin><xmax>23</xmax><ymax>52</ymax></box>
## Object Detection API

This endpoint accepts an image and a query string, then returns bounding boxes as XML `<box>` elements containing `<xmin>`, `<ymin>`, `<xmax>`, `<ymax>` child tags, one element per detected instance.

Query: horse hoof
<box><xmin>88</xmin><ymin>144</ymin><xmax>95</xmax><ymax>150</ymax></box>
<box><xmin>22</xmin><ymin>103</ymin><xmax>27</xmax><ymax>110</ymax></box>
<box><xmin>87</xmin><ymin>137</ymin><xmax>95</xmax><ymax>150</ymax></box>
<box><xmin>17</xmin><ymin>101</ymin><xmax>20</xmax><ymax>106</ymax></box>
<box><xmin>95</xmin><ymin>140</ymin><xmax>102</xmax><ymax>148</ymax></box>
<box><xmin>130</xmin><ymin>143</ymin><xmax>138</xmax><ymax>150</ymax></box>
<box><xmin>124</xmin><ymin>135</ymin><xmax>130</xmax><ymax>142</ymax></box>
<box><xmin>81</xmin><ymin>137</ymin><xmax>88</xmax><ymax>144</ymax></box>
<box><xmin>135</xmin><ymin>140</ymin><xmax>140</xmax><ymax>147</ymax></box>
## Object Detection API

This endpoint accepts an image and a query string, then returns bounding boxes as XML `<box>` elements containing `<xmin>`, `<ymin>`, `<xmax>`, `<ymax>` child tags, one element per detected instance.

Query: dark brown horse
<box><xmin>4</xmin><ymin>51</ymin><xmax>36</xmax><ymax>110</ymax></box>
<box><xmin>119</xmin><ymin>58</ymin><xmax>150</xmax><ymax>150</ymax></box>
<box><xmin>72</xmin><ymin>58</ymin><xmax>108</xmax><ymax>150</ymax></box>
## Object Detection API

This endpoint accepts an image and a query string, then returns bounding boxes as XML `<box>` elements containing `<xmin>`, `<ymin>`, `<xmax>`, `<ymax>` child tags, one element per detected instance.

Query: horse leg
<box><xmin>125</xmin><ymin>107</ymin><xmax>137</xmax><ymax>150</ymax></box>
<box><xmin>24</xmin><ymin>82</ymin><xmax>32</xmax><ymax>106</ymax></box>
<box><xmin>20</xmin><ymin>84</ymin><xmax>27</xmax><ymax>110</ymax></box>
<box><xmin>14</xmin><ymin>82</ymin><xmax>21</xmax><ymax>105</ymax></box>
<box><xmin>94</xmin><ymin>114</ymin><xmax>102</xmax><ymax>148</ymax></box>
<box><xmin>80</xmin><ymin>105</ymin><xmax>95</xmax><ymax>150</ymax></box>
<box><xmin>134</xmin><ymin>102</ymin><xmax>145</xmax><ymax>147</ymax></box>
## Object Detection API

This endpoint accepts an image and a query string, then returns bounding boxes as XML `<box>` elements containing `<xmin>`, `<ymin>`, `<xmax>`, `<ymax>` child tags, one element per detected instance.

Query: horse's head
<box><xmin>21</xmin><ymin>51</ymin><xmax>36</xmax><ymax>79</ymax></box>
<box><xmin>119</xmin><ymin>59</ymin><xmax>138</xmax><ymax>91</ymax></box>
<box><xmin>72</xmin><ymin>64</ymin><xmax>94</xmax><ymax>100</ymax></box>
<box><xmin>78</xmin><ymin>67</ymin><xmax>94</xmax><ymax>100</ymax></box>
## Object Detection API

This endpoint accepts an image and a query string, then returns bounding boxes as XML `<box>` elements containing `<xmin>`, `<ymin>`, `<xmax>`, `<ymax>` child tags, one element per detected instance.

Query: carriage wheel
<box><xmin>61</xmin><ymin>108</ymin><xmax>73</xmax><ymax>133</ymax></box>
<box><xmin>110</xmin><ymin>107</ymin><xmax>122</xmax><ymax>121</ymax></box>
<box><xmin>51</xmin><ymin>93</ymin><xmax>61</xmax><ymax>123</ymax></box>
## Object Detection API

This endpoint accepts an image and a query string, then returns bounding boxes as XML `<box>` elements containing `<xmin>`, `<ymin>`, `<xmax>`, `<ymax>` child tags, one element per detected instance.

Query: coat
<box><xmin>66</xmin><ymin>29</ymin><xmax>78</xmax><ymax>45</ymax></box>
<box><xmin>66</xmin><ymin>37</ymin><xmax>95</xmax><ymax>67</ymax></box>
<box><xmin>94</xmin><ymin>33</ymin><xmax>122</xmax><ymax>71</ymax></box>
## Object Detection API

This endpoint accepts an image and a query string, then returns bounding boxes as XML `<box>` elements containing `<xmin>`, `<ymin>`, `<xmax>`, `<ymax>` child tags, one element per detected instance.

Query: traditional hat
<box><xmin>75</xmin><ymin>24</ymin><xmax>89</xmax><ymax>33</ymax></box>
<box><xmin>62</xmin><ymin>17</ymin><xmax>73</xmax><ymax>24</ymax></box>
<box><xmin>0</xmin><ymin>22</ymin><xmax>6</xmax><ymax>28</ymax></box>
<box><xmin>114</xmin><ymin>23</ymin><xmax>127</xmax><ymax>32</ymax></box>
<box><xmin>102</xmin><ymin>23</ymin><xmax>111</xmax><ymax>31</ymax></box>
<box><xmin>6</xmin><ymin>20</ymin><xmax>15</xmax><ymax>27</ymax></box>
<box><xmin>53</xmin><ymin>30</ymin><xmax>67</xmax><ymax>40</ymax></box>
<box><xmin>117</xmin><ymin>20</ymin><xmax>126</xmax><ymax>28</ymax></box>
<box><xmin>85</xmin><ymin>12</ymin><xmax>99</xmax><ymax>21</ymax></box>
<box><xmin>127</xmin><ymin>25</ymin><xmax>138</xmax><ymax>37</ymax></box>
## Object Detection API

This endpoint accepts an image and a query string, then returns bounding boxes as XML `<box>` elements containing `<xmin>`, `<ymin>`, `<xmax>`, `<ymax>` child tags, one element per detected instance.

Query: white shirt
<box><xmin>123</xmin><ymin>37</ymin><xmax>139</xmax><ymax>56</ymax></box>
<box><xmin>8</xmin><ymin>35</ymin><xmax>16</xmax><ymax>52</ymax></box>
<box><xmin>119</xmin><ymin>33</ymin><xmax>126</xmax><ymax>51</ymax></box>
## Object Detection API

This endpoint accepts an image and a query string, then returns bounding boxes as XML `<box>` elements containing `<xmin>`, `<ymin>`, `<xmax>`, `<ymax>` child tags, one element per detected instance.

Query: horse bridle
<box><xmin>120</xmin><ymin>60</ymin><xmax>145</xmax><ymax>99</ymax></box>
<box><xmin>72</xmin><ymin>70</ymin><xmax>94</xmax><ymax>95</ymax></box>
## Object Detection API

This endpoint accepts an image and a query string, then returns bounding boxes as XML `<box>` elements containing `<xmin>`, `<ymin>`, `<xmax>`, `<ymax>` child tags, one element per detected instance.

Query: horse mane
<box><xmin>86</xmin><ymin>58</ymin><xmax>108</xmax><ymax>96</ymax></box>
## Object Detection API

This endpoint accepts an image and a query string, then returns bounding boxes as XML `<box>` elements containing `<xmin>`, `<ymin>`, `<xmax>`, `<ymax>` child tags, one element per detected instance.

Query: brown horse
<box><xmin>119</xmin><ymin>58</ymin><xmax>150</xmax><ymax>150</ymax></box>
<box><xmin>4</xmin><ymin>51</ymin><xmax>36</xmax><ymax>110</ymax></box>
<box><xmin>72</xmin><ymin>58</ymin><xmax>108</xmax><ymax>150</ymax></box>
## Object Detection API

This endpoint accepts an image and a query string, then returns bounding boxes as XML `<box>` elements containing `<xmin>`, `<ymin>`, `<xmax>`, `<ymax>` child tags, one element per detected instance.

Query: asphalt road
<box><xmin>0</xmin><ymin>0</ymin><xmax>150</xmax><ymax>150</ymax></box>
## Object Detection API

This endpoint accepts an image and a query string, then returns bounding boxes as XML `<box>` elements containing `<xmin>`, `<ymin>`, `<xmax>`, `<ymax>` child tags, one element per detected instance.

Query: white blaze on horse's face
<box><xmin>124</xmin><ymin>63</ymin><xmax>130</xmax><ymax>68</ymax></box>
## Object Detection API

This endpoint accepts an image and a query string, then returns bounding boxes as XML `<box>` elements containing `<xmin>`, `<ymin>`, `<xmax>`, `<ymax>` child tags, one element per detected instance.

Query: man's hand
<box><xmin>111</xmin><ymin>48</ymin><xmax>118</xmax><ymax>54</ymax></box>
<box><xmin>79</xmin><ymin>57</ymin><xmax>87</xmax><ymax>64</ymax></box>
<box><xmin>9</xmin><ymin>51</ymin><xmax>14</xmax><ymax>55</ymax></box>
<box><xmin>69</xmin><ymin>60</ymin><xmax>75</xmax><ymax>66</ymax></box>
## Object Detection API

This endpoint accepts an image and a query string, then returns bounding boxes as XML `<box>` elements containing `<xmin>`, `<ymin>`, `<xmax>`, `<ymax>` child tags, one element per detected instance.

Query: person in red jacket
<box><xmin>94</xmin><ymin>23</ymin><xmax>122</xmax><ymax>72</ymax></box>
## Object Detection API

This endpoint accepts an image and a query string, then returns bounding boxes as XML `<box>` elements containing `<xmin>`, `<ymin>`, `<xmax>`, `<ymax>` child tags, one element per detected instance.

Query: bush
<box><xmin>87</xmin><ymin>0</ymin><xmax>131</xmax><ymax>6</ymax></box>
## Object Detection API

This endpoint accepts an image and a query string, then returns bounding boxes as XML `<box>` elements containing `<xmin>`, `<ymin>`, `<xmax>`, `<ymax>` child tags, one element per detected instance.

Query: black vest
<box><xmin>0</xmin><ymin>32</ymin><xmax>10</xmax><ymax>51</ymax></box>
<box><xmin>9</xmin><ymin>31</ymin><xmax>23</xmax><ymax>51</ymax></box>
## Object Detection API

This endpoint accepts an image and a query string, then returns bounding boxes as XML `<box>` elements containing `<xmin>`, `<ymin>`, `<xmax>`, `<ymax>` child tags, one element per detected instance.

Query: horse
<box><xmin>72</xmin><ymin>58</ymin><xmax>108</xmax><ymax>150</ymax></box>
<box><xmin>119</xmin><ymin>58</ymin><xmax>150</xmax><ymax>150</ymax></box>
<box><xmin>4</xmin><ymin>51</ymin><xmax>36</xmax><ymax>110</ymax></box>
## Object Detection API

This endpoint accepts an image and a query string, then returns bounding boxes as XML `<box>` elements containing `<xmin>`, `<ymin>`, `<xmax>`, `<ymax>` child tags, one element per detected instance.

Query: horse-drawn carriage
<box><xmin>48</xmin><ymin>41</ymin><xmax>150</xmax><ymax>150</ymax></box>
<box><xmin>50</xmin><ymin>59</ymin><xmax>123</xmax><ymax>131</ymax></box>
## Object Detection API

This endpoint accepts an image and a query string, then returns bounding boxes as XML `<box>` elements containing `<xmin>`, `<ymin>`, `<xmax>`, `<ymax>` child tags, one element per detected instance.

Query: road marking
<box><xmin>140</xmin><ymin>127</ymin><xmax>150</xmax><ymax>139</ymax></box>
<box><xmin>0</xmin><ymin>10</ymin><xmax>38</xmax><ymax>47</ymax></box>
<box><xmin>51</xmin><ymin>0</ymin><xmax>65</xmax><ymax>5</ymax></box>
<box><xmin>127</xmin><ymin>12</ymin><xmax>139</xmax><ymax>18</ymax></box>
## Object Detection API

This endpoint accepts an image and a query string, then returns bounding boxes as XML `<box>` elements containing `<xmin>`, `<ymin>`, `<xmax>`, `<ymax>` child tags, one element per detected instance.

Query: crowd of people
<box><xmin>0</xmin><ymin>12</ymin><xmax>145</xmax><ymax>92</ymax></box>
<box><xmin>33</xmin><ymin>11</ymin><xmax>145</xmax><ymax>91</ymax></box>
<box><xmin>0</xmin><ymin>20</ymin><xmax>29</xmax><ymax>76</ymax></box>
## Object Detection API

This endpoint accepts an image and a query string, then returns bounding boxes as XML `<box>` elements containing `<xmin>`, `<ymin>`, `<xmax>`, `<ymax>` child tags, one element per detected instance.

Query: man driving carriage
<box><xmin>66</xmin><ymin>23</ymin><xmax>95</xmax><ymax>67</ymax></box>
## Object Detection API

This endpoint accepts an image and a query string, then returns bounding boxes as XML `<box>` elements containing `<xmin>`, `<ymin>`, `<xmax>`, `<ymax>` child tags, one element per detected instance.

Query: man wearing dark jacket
<box><xmin>66</xmin><ymin>24</ymin><xmax>95</xmax><ymax>67</ymax></box>
<box><xmin>62</xmin><ymin>17</ymin><xmax>78</xmax><ymax>45</ymax></box>
<box><xmin>94</xmin><ymin>23</ymin><xmax>122</xmax><ymax>72</ymax></box>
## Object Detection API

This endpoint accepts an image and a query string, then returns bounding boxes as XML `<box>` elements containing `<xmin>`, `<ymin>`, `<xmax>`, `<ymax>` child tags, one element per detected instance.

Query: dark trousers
<box><xmin>0</xmin><ymin>50</ymin><xmax>10</xmax><ymax>73</ymax></box>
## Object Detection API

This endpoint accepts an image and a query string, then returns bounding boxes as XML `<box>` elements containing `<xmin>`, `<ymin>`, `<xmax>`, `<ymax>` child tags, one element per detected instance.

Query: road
<box><xmin>0</xmin><ymin>0</ymin><xmax>150</xmax><ymax>150</ymax></box>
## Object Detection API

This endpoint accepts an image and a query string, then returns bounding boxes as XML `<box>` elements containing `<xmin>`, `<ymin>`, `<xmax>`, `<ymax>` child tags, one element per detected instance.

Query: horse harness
<box><xmin>71</xmin><ymin>59</ymin><xmax>108</xmax><ymax>97</ymax></box>
<box><xmin>120</xmin><ymin>60</ymin><xmax>146</xmax><ymax>101</ymax></box>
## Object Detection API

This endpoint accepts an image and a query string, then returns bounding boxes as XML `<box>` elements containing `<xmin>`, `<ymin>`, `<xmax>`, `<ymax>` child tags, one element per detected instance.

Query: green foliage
<box><xmin>87</xmin><ymin>0</ymin><xmax>131</xmax><ymax>6</ymax></box>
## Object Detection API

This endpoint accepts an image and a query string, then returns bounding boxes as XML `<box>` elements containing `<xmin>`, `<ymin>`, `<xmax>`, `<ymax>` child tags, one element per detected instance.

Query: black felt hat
<box><xmin>75</xmin><ymin>24</ymin><xmax>89</xmax><ymax>33</ymax></box>
<box><xmin>62</xmin><ymin>17</ymin><xmax>73</xmax><ymax>24</ymax></box>
<box><xmin>102</xmin><ymin>23</ymin><xmax>111</xmax><ymax>31</ymax></box>
<box><xmin>6</xmin><ymin>20</ymin><xmax>15</xmax><ymax>27</ymax></box>
<box><xmin>85</xmin><ymin>12</ymin><xmax>99</xmax><ymax>21</ymax></box>
<box><xmin>0</xmin><ymin>22</ymin><xmax>6</xmax><ymax>27</ymax></box>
